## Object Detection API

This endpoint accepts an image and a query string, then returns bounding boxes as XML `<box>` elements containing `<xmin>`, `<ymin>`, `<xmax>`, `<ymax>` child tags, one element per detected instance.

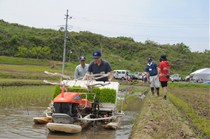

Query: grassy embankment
<box><xmin>131</xmin><ymin>83</ymin><xmax>210</xmax><ymax>139</ymax></box>
<box><xmin>0</xmin><ymin>56</ymin><xmax>76</xmax><ymax>85</ymax></box>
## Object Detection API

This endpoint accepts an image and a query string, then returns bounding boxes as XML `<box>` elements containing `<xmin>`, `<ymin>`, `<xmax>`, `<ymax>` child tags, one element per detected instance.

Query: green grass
<box><xmin>0</xmin><ymin>56</ymin><xmax>78</xmax><ymax>80</ymax></box>
<box><xmin>0</xmin><ymin>56</ymin><xmax>52</xmax><ymax>65</ymax></box>
<box><xmin>0</xmin><ymin>78</ymin><xmax>44</xmax><ymax>86</ymax></box>
<box><xmin>120</xmin><ymin>86</ymin><xmax>148</xmax><ymax>111</ymax></box>
<box><xmin>0</xmin><ymin>64</ymin><xmax>64</xmax><ymax>79</ymax></box>
<box><xmin>169</xmin><ymin>82</ymin><xmax>210</xmax><ymax>88</ymax></box>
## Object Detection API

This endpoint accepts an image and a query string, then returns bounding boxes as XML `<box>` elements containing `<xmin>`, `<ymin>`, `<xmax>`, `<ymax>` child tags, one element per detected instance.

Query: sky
<box><xmin>0</xmin><ymin>0</ymin><xmax>209</xmax><ymax>52</ymax></box>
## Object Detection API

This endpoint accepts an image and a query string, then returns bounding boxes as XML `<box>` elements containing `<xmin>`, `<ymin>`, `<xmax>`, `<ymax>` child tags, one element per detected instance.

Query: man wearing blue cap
<box><xmin>83</xmin><ymin>50</ymin><xmax>113</xmax><ymax>82</ymax></box>
<box><xmin>74</xmin><ymin>56</ymin><xmax>89</xmax><ymax>80</ymax></box>
<box><xmin>145</xmin><ymin>57</ymin><xmax>160</xmax><ymax>96</ymax></box>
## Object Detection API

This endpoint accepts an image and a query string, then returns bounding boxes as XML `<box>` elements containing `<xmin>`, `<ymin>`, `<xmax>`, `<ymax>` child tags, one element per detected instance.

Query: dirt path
<box><xmin>131</xmin><ymin>93</ymin><xmax>196</xmax><ymax>139</ymax></box>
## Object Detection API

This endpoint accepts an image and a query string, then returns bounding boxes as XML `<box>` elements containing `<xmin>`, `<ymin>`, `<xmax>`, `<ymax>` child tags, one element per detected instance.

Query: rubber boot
<box><xmin>163</xmin><ymin>95</ymin><xmax>167</xmax><ymax>100</ymax></box>
<box><xmin>156</xmin><ymin>88</ymin><xmax>160</xmax><ymax>96</ymax></box>
<box><xmin>151</xmin><ymin>87</ymin><xmax>154</xmax><ymax>96</ymax></box>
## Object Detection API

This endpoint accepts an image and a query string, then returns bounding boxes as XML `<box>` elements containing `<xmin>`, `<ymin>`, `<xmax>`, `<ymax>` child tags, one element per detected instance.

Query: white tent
<box><xmin>190</xmin><ymin>68</ymin><xmax>210</xmax><ymax>82</ymax></box>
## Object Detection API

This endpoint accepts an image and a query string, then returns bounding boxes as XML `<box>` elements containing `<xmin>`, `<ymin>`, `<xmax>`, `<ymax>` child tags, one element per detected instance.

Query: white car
<box><xmin>113</xmin><ymin>70</ymin><xmax>130</xmax><ymax>80</ymax></box>
<box><xmin>170</xmin><ymin>74</ymin><xmax>182</xmax><ymax>82</ymax></box>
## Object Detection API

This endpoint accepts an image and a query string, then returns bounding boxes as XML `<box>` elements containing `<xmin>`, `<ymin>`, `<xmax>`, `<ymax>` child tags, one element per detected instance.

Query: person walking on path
<box><xmin>145</xmin><ymin>57</ymin><xmax>160</xmax><ymax>96</ymax></box>
<box><xmin>158</xmin><ymin>54</ymin><xmax>170</xmax><ymax>100</ymax></box>
<box><xmin>74</xmin><ymin>56</ymin><xmax>89</xmax><ymax>80</ymax></box>
<box><xmin>83</xmin><ymin>50</ymin><xmax>113</xmax><ymax>82</ymax></box>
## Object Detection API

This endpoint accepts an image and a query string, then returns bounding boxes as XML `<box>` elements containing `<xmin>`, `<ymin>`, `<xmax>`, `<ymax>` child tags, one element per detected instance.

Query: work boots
<box><xmin>151</xmin><ymin>87</ymin><xmax>154</xmax><ymax>96</ymax></box>
<box><xmin>163</xmin><ymin>95</ymin><xmax>167</xmax><ymax>100</ymax></box>
<box><xmin>156</xmin><ymin>88</ymin><xmax>160</xmax><ymax>96</ymax></box>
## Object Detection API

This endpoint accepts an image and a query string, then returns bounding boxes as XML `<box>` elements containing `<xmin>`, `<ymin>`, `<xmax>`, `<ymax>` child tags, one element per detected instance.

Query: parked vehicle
<box><xmin>127</xmin><ymin>73</ymin><xmax>135</xmax><ymax>80</ymax></box>
<box><xmin>132</xmin><ymin>72</ymin><xmax>141</xmax><ymax>80</ymax></box>
<box><xmin>183</xmin><ymin>75</ymin><xmax>192</xmax><ymax>81</ymax></box>
<box><xmin>134</xmin><ymin>72</ymin><xmax>147</xmax><ymax>80</ymax></box>
<box><xmin>113</xmin><ymin>70</ymin><xmax>130</xmax><ymax>80</ymax></box>
<box><xmin>170</xmin><ymin>74</ymin><xmax>182</xmax><ymax>82</ymax></box>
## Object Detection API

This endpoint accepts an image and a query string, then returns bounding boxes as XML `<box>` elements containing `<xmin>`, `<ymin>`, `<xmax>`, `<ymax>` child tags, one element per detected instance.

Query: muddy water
<box><xmin>0</xmin><ymin>107</ymin><xmax>138</xmax><ymax>139</ymax></box>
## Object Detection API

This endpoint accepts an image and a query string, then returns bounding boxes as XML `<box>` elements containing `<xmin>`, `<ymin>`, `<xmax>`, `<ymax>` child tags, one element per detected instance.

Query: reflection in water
<box><xmin>0</xmin><ymin>107</ymin><xmax>48</xmax><ymax>139</ymax></box>
<box><xmin>0</xmin><ymin>108</ymin><xmax>138</xmax><ymax>139</ymax></box>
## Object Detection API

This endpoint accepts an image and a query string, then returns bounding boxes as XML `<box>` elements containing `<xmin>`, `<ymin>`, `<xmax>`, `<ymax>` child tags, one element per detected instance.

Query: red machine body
<box><xmin>53</xmin><ymin>92</ymin><xmax>82</xmax><ymax>103</ymax></box>
<box><xmin>53</xmin><ymin>91</ymin><xmax>92</xmax><ymax>108</ymax></box>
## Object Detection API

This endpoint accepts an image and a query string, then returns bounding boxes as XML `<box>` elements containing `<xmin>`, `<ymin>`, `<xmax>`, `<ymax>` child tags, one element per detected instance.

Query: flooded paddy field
<box><xmin>0</xmin><ymin>85</ymin><xmax>144</xmax><ymax>139</ymax></box>
<box><xmin>0</xmin><ymin>108</ymin><xmax>138</xmax><ymax>139</ymax></box>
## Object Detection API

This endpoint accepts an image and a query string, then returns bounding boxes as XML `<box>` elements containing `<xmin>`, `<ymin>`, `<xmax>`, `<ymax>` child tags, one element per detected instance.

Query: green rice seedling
<box><xmin>52</xmin><ymin>85</ymin><xmax>61</xmax><ymax>99</ymax></box>
<box><xmin>169</xmin><ymin>93</ymin><xmax>210</xmax><ymax>138</ymax></box>
<box><xmin>0</xmin><ymin>85</ymin><xmax>54</xmax><ymax>108</ymax></box>
<box><xmin>65</xmin><ymin>86</ymin><xmax>116</xmax><ymax>103</ymax></box>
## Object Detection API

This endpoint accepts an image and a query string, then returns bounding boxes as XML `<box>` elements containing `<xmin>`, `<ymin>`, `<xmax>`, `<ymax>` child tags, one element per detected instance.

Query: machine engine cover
<box><xmin>52</xmin><ymin>113</ymin><xmax>74</xmax><ymax>124</ymax></box>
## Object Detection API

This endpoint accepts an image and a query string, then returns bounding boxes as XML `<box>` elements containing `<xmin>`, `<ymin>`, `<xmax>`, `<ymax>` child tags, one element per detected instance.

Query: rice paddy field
<box><xmin>168</xmin><ymin>83</ymin><xmax>210</xmax><ymax>138</ymax></box>
<box><xmin>0</xmin><ymin>82</ymin><xmax>143</xmax><ymax>139</ymax></box>
<box><xmin>0</xmin><ymin>85</ymin><xmax>55</xmax><ymax>108</ymax></box>
<box><xmin>1</xmin><ymin>56</ymin><xmax>210</xmax><ymax>138</ymax></box>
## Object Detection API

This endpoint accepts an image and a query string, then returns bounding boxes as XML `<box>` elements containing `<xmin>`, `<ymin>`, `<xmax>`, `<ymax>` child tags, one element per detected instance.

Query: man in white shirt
<box><xmin>74</xmin><ymin>56</ymin><xmax>89</xmax><ymax>80</ymax></box>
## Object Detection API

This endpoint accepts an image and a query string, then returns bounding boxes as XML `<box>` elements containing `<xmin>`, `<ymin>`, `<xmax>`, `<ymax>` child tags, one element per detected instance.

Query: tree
<box><xmin>15</xmin><ymin>46</ymin><xmax>28</xmax><ymax>57</ymax></box>
<box><xmin>30</xmin><ymin>46</ymin><xmax>51</xmax><ymax>59</ymax></box>
<box><xmin>40</xmin><ymin>46</ymin><xmax>51</xmax><ymax>59</ymax></box>
<box><xmin>176</xmin><ymin>43</ymin><xmax>191</xmax><ymax>53</ymax></box>
<box><xmin>30</xmin><ymin>46</ymin><xmax>41</xmax><ymax>59</ymax></box>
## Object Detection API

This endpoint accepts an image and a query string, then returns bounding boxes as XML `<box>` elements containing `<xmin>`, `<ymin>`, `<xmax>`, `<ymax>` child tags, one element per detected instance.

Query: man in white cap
<box><xmin>74</xmin><ymin>56</ymin><xmax>89</xmax><ymax>80</ymax></box>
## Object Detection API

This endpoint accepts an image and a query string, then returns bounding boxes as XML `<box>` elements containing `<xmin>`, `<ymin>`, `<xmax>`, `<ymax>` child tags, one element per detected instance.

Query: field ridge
<box><xmin>131</xmin><ymin>92</ymin><xmax>197</xmax><ymax>139</ymax></box>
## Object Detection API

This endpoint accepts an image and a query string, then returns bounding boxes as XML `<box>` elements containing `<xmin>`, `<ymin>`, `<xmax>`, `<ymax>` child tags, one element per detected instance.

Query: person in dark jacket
<box><xmin>145</xmin><ymin>57</ymin><xmax>160</xmax><ymax>96</ymax></box>
<box><xmin>83</xmin><ymin>50</ymin><xmax>113</xmax><ymax>82</ymax></box>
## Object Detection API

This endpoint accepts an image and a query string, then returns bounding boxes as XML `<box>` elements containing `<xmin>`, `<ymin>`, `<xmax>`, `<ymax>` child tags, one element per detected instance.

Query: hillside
<box><xmin>0</xmin><ymin>20</ymin><xmax>209</xmax><ymax>76</ymax></box>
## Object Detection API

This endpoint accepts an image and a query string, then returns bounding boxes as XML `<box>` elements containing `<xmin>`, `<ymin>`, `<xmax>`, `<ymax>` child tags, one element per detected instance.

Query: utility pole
<box><xmin>61</xmin><ymin>9</ymin><xmax>70</xmax><ymax>81</ymax></box>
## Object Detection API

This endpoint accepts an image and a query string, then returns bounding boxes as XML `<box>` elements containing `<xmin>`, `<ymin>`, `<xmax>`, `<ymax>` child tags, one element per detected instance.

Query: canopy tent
<box><xmin>190</xmin><ymin>68</ymin><xmax>210</xmax><ymax>82</ymax></box>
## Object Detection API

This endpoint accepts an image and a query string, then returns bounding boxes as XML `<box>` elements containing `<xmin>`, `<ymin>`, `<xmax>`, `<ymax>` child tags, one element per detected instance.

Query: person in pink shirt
<box><xmin>158</xmin><ymin>54</ymin><xmax>170</xmax><ymax>100</ymax></box>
